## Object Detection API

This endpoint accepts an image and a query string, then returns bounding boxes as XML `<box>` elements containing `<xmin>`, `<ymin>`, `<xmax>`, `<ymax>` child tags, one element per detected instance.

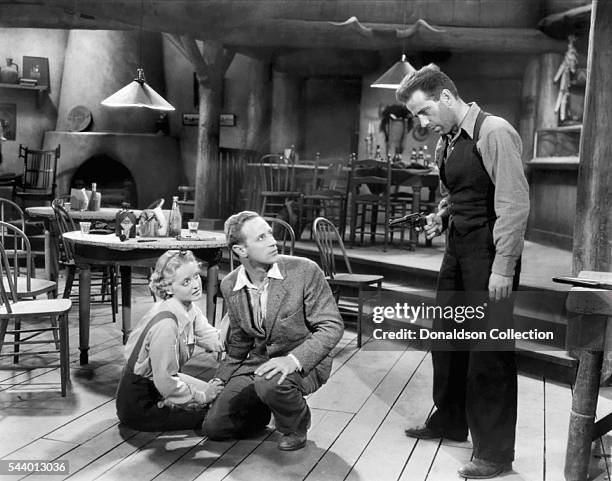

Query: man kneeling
<box><xmin>203</xmin><ymin>211</ymin><xmax>344</xmax><ymax>450</ymax></box>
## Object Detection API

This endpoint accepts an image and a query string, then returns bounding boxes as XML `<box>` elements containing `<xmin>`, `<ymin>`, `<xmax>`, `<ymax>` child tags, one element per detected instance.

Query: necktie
<box><xmin>249</xmin><ymin>278</ymin><xmax>269</xmax><ymax>335</ymax></box>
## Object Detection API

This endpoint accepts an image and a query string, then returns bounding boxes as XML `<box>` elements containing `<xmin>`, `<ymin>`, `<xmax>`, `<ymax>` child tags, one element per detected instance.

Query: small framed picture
<box><xmin>220</xmin><ymin>113</ymin><xmax>236</xmax><ymax>127</ymax></box>
<box><xmin>22</xmin><ymin>56</ymin><xmax>50</xmax><ymax>91</ymax></box>
<box><xmin>0</xmin><ymin>103</ymin><xmax>17</xmax><ymax>141</ymax></box>
<box><xmin>182</xmin><ymin>113</ymin><xmax>199</xmax><ymax>126</ymax></box>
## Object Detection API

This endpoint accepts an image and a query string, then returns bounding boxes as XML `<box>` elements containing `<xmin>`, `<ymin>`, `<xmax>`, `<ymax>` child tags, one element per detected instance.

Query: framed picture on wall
<box><xmin>182</xmin><ymin>113</ymin><xmax>199</xmax><ymax>126</ymax></box>
<box><xmin>22</xmin><ymin>56</ymin><xmax>50</xmax><ymax>91</ymax></box>
<box><xmin>0</xmin><ymin>103</ymin><xmax>16</xmax><ymax>141</ymax></box>
<box><xmin>220</xmin><ymin>114</ymin><xmax>236</xmax><ymax>127</ymax></box>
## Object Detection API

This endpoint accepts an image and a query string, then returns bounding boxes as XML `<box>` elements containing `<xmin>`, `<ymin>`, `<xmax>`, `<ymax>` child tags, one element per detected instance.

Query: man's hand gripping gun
<box><xmin>388</xmin><ymin>212</ymin><xmax>428</xmax><ymax>230</ymax></box>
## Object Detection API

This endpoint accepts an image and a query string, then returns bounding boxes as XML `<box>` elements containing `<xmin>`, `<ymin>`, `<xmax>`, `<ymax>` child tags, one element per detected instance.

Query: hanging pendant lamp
<box><xmin>370</xmin><ymin>54</ymin><xmax>416</xmax><ymax>89</ymax></box>
<box><xmin>101</xmin><ymin>0</ymin><xmax>175</xmax><ymax>111</ymax></box>
<box><xmin>101</xmin><ymin>68</ymin><xmax>175</xmax><ymax>111</ymax></box>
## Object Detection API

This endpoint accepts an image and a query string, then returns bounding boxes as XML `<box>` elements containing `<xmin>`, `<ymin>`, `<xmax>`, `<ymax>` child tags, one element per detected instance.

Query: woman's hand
<box><xmin>205</xmin><ymin>380</ymin><xmax>224</xmax><ymax>402</ymax></box>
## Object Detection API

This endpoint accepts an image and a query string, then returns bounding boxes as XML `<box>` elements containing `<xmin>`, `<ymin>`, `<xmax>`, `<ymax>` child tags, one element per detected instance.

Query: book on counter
<box><xmin>553</xmin><ymin>276</ymin><xmax>612</xmax><ymax>290</ymax></box>
<box><xmin>19</xmin><ymin>78</ymin><xmax>38</xmax><ymax>86</ymax></box>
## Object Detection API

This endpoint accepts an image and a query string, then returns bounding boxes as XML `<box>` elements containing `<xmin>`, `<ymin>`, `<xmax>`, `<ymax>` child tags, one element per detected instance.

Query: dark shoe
<box><xmin>457</xmin><ymin>458</ymin><xmax>512</xmax><ymax>479</ymax></box>
<box><xmin>404</xmin><ymin>424</ymin><xmax>467</xmax><ymax>442</ymax></box>
<box><xmin>278</xmin><ymin>432</ymin><xmax>307</xmax><ymax>451</ymax></box>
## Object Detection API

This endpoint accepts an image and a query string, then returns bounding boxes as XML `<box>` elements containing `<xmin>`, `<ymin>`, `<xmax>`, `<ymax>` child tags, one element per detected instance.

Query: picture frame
<box><xmin>0</xmin><ymin>103</ymin><xmax>17</xmax><ymax>141</ymax></box>
<box><xmin>220</xmin><ymin>113</ymin><xmax>236</xmax><ymax>127</ymax></box>
<box><xmin>182</xmin><ymin>113</ymin><xmax>199</xmax><ymax>126</ymax></box>
<box><xmin>22</xmin><ymin>56</ymin><xmax>50</xmax><ymax>91</ymax></box>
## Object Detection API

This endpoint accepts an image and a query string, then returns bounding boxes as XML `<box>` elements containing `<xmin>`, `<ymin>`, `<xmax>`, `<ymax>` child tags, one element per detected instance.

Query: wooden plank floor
<box><xmin>1</xmin><ymin>283</ymin><xmax>611</xmax><ymax>481</ymax></box>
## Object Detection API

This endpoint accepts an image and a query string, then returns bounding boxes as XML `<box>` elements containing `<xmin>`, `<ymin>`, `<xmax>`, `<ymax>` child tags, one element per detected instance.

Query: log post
<box><xmin>271</xmin><ymin>70</ymin><xmax>302</xmax><ymax>154</ymax></box>
<box><xmin>573</xmin><ymin>0</ymin><xmax>612</xmax><ymax>275</ymax></box>
<box><xmin>245</xmin><ymin>60</ymin><xmax>272</xmax><ymax>154</ymax></box>
<box><xmin>170</xmin><ymin>36</ymin><xmax>235</xmax><ymax>220</ymax></box>
<box><xmin>519</xmin><ymin>56</ymin><xmax>540</xmax><ymax>162</ymax></box>
<box><xmin>536</xmin><ymin>53</ymin><xmax>562</xmax><ymax>130</ymax></box>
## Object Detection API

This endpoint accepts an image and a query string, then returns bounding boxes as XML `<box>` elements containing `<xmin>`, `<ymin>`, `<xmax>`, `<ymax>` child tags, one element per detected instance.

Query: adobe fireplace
<box><xmin>42</xmin><ymin>131</ymin><xmax>182</xmax><ymax>209</ymax></box>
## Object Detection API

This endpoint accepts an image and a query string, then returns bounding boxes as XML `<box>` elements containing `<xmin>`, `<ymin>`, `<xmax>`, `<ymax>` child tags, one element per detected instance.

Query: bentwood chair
<box><xmin>313</xmin><ymin>217</ymin><xmax>383</xmax><ymax>348</ymax></box>
<box><xmin>0</xmin><ymin>197</ymin><xmax>36</xmax><ymax>277</ymax></box>
<box><xmin>50</xmin><ymin>199</ymin><xmax>118</xmax><ymax>323</ymax></box>
<box><xmin>12</xmin><ymin>144</ymin><xmax>61</xmax><ymax>207</ymax></box>
<box><xmin>0</xmin><ymin>242</ymin><xmax>72</xmax><ymax>396</ymax></box>
<box><xmin>256</xmin><ymin>154</ymin><xmax>303</xmax><ymax>234</ymax></box>
<box><xmin>302</xmin><ymin>158</ymin><xmax>348</xmax><ymax>240</ymax></box>
<box><xmin>0</xmin><ymin>221</ymin><xmax>59</xmax><ymax>363</ymax></box>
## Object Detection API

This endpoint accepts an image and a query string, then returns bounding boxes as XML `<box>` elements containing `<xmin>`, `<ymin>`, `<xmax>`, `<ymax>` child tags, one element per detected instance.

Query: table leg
<box><xmin>564</xmin><ymin>349</ymin><xmax>603</xmax><ymax>481</ymax></box>
<box><xmin>78</xmin><ymin>265</ymin><xmax>91</xmax><ymax>365</ymax></box>
<box><xmin>410</xmin><ymin>186</ymin><xmax>421</xmax><ymax>244</ymax></box>
<box><xmin>120</xmin><ymin>265</ymin><xmax>132</xmax><ymax>344</ymax></box>
<box><xmin>206</xmin><ymin>263</ymin><xmax>219</xmax><ymax>325</ymax></box>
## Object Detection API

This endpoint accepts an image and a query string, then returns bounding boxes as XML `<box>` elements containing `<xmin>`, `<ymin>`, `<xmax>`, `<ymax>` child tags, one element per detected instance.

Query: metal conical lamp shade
<box><xmin>370</xmin><ymin>55</ymin><xmax>416</xmax><ymax>89</ymax></box>
<box><xmin>101</xmin><ymin>68</ymin><xmax>175</xmax><ymax>111</ymax></box>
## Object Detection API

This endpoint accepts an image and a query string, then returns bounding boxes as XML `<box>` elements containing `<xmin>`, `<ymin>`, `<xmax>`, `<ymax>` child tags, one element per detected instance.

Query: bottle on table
<box><xmin>417</xmin><ymin>147</ymin><xmax>424</xmax><ymax>165</ymax></box>
<box><xmin>168</xmin><ymin>196</ymin><xmax>183</xmax><ymax>237</ymax></box>
<box><xmin>410</xmin><ymin>148</ymin><xmax>418</xmax><ymax>164</ymax></box>
<box><xmin>375</xmin><ymin>145</ymin><xmax>382</xmax><ymax>161</ymax></box>
<box><xmin>87</xmin><ymin>182</ymin><xmax>101</xmax><ymax>211</ymax></box>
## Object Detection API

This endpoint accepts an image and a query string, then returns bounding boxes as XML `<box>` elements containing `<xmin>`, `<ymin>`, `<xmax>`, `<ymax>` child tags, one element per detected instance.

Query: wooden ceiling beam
<box><xmin>221</xmin><ymin>21</ymin><xmax>566</xmax><ymax>54</ymax></box>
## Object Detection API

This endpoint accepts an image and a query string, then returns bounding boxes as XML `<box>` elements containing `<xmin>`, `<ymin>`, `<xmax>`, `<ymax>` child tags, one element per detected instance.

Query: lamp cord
<box><xmin>401</xmin><ymin>0</ymin><xmax>407</xmax><ymax>58</ymax></box>
<box><xmin>139</xmin><ymin>0</ymin><xmax>144</xmax><ymax>68</ymax></box>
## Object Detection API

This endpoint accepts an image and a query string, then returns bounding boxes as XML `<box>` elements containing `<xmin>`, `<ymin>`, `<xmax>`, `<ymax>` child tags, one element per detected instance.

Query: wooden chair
<box><xmin>50</xmin><ymin>199</ymin><xmax>118</xmax><ymax>323</ymax></box>
<box><xmin>0</xmin><ymin>242</ymin><xmax>72</xmax><ymax>396</ymax></box>
<box><xmin>302</xmin><ymin>157</ymin><xmax>349</xmax><ymax>239</ymax></box>
<box><xmin>265</xmin><ymin>216</ymin><xmax>295</xmax><ymax>256</ymax></box>
<box><xmin>12</xmin><ymin>144</ymin><xmax>61</xmax><ymax>207</ymax></box>
<box><xmin>0</xmin><ymin>197</ymin><xmax>36</xmax><ymax>277</ymax></box>
<box><xmin>313</xmin><ymin>216</ymin><xmax>383</xmax><ymax>348</ymax></box>
<box><xmin>348</xmin><ymin>155</ymin><xmax>412</xmax><ymax>251</ymax></box>
<box><xmin>0</xmin><ymin>221</ymin><xmax>59</xmax><ymax>363</ymax></box>
<box><xmin>256</xmin><ymin>154</ymin><xmax>303</xmax><ymax>234</ymax></box>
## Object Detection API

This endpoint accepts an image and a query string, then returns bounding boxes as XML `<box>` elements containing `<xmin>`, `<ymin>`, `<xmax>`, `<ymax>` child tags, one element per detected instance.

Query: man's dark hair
<box><xmin>396</xmin><ymin>63</ymin><xmax>459</xmax><ymax>104</ymax></box>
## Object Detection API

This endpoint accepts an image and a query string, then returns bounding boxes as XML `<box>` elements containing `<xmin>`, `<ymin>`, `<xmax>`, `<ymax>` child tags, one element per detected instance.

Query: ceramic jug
<box><xmin>0</xmin><ymin>58</ymin><xmax>19</xmax><ymax>84</ymax></box>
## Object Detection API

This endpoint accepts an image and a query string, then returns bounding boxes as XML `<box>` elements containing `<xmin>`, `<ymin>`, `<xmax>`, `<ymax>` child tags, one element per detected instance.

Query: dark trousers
<box><xmin>202</xmin><ymin>369</ymin><xmax>320</xmax><ymax>440</ymax></box>
<box><xmin>116</xmin><ymin>370</ymin><xmax>207</xmax><ymax>432</ymax></box>
<box><xmin>426</xmin><ymin>224</ymin><xmax>520</xmax><ymax>464</ymax></box>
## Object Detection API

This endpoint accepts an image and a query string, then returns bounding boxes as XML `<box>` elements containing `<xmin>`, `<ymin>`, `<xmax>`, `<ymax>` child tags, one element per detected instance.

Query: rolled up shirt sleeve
<box><xmin>478</xmin><ymin>117</ymin><xmax>530</xmax><ymax>277</ymax></box>
<box><xmin>148</xmin><ymin>320</ymin><xmax>205</xmax><ymax>407</ymax></box>
<box><xmin>193</xmin><ymin>309</ymin><xmax>223</xmax><ymax>352</ymax></box>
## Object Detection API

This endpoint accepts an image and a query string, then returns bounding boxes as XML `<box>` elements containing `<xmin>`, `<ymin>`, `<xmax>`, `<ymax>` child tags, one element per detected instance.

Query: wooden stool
<box><xmin>564</xmin><ymin>271</ymin><xmax>612</xmax><ymax>481</ymax></box>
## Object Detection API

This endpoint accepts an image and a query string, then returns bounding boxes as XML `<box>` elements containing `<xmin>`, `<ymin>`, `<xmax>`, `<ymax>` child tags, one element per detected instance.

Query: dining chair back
<box><xmin>0</xmin><ymin>241</ymin><xmax>72</xmax><ymax>395</ymax></box>
<box><xmin>313</xmin><ymin>216</ymin><xmax>383</xmax><ymax>348</ymax></box>
<box><xmin>13</xmin><ymin>144</ymin><xmax>61</xmax><ymax>206</ymax></box>
<box><xmin>51</xmin><ymin>199</ymin><xmax>118</xmax><ymax>322</ymax></box>
<box><xmin>264</xmin><ymin>216</ymin><xmax>295</xmax><ymax>256</ymax></box>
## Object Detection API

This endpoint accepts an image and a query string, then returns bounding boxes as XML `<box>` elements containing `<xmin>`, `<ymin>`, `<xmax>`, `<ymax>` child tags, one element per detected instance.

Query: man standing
<box><xmin>396</xmin><ymin>65</ymin><xmax>529</xmax><ymax>479</ymax></box>
<box><xmin>203</xmin><ymin>211</ymin><xmax>343</xmax><ymax>451</ymax></box>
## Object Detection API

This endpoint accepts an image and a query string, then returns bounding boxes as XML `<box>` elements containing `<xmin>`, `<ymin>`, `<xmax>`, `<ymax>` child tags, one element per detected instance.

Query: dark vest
<box><xmin>440</xmin><ymin>111</ymin><xmax>496</xmax><ymax>235</ymax></box>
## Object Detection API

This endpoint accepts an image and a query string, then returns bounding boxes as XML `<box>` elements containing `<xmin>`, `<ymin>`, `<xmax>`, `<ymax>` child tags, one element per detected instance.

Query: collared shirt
<box><xmin>434</xmin><ymin>102</ymin><xmax>530</xmax><ymax>277</ymax></box>
<box><xmin>233</xmin><ymin>263</ymin><xmax>284</xmax><ymax>323</ymax></box>
<box><xmin>232</xmin><ymin>263</ymin><xmax>301</xmax><ymax>370</ymax></box>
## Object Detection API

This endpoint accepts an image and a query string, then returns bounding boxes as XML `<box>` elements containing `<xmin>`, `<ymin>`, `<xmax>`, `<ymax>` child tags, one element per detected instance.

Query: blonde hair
<box><xmin>149</xmin><ymin>250</ymin><xmax>198</xmax><ymax>300</ymax></box>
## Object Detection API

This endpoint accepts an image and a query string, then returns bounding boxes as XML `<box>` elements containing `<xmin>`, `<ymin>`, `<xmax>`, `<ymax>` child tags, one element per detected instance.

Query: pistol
<box><xmin>389</xmin><ymin>212</ymin><xmax>428</xmax><ymax>229</ymax></box>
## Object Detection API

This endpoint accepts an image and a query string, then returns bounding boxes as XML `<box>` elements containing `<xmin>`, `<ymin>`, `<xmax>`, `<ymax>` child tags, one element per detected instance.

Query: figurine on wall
<box><xmin>554</xmin><ymin>35</ymin><xmax>579</xmax><ymax>124</ymax></box>
<box><xmin>379</xmin><ymin>104</ymin><xmax>413</xmax><ymax>158</ymax></box>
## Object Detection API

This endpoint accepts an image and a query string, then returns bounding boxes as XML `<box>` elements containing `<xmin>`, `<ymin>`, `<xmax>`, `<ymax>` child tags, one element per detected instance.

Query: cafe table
<box><xmin>25</xmin><ymin>206</ymin><xmax>127</xmax><ymax>282</ymax></box>
<box><xmin>62</xmin><ymin>230</ymin><xmax>226</xmax><ymax>364</ymax></box>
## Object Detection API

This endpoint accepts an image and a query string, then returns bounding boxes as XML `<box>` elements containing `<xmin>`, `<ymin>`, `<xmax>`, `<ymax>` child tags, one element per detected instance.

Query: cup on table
<box><xmin>64</xmin><ymin>202</ymin><xmax>71</xmax><ymax>211</ymax></box>
<box><xmin>188</xmin><ymin>221</ymin><xmax>199</xmax><ymax>234</ymax></box>
<box><xmin>79</xmin><ymin>221</ymin><xmax>91</xmax><ymax>236</ymax></box>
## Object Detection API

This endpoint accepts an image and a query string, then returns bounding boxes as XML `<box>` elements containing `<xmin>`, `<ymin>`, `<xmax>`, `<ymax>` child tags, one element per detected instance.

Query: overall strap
<box><xmin>126</xmin><ymin>311</ymin><xmax>178</xmax><ymax>370</ymax></box>
<box><xmin>473</xmin><ymin>110</ymin><xmax>490</xmax><ymax>142</ymax></box>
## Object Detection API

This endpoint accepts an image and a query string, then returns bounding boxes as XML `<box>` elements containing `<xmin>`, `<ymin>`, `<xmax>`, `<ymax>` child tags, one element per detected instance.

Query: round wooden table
<box><xmin>26</xmin><ymin>206</ymin><xmax>129</xmax><ymax>282</ymax></box>
<box><xmin>62</xmin><ymin>230</ymin><xmax>226</xmax><ymax>364</ymax></box>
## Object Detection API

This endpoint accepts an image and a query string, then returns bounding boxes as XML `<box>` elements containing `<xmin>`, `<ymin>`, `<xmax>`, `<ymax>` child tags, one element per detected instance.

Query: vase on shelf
<box><xmin>0</xmin><ymin>58</ymin><xmax>19</xmax><ymax>84</ymax></box>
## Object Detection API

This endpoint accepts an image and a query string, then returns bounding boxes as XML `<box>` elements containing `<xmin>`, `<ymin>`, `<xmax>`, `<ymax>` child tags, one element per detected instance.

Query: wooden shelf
<box><xmin>527</xmin><ymin>157</ymin><xmax>580</xmax><ymax>170</ymax></box>
<box><xmin>0</xmin><ymin>82</ymin><xmax>48</xmax><ymax>108</ymax></box>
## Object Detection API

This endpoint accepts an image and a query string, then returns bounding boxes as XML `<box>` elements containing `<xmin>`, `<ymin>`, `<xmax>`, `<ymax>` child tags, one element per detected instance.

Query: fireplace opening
<box><xmin>71</xmin><ymin>154</ymin><xmax>138</xmax><ymax>208</ymax></box>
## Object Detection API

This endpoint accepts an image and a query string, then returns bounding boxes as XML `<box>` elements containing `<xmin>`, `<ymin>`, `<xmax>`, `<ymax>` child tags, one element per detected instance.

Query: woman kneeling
<box><xmin>116</xmin><ymin>250</ymin><xmax>223</xmax><ymax>431</ymax></box>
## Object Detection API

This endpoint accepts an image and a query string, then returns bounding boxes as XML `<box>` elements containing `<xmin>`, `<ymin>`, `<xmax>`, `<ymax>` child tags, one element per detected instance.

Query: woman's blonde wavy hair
<box><xmin>149</xmin><ymin>250</ymin><xmax>199</xmax><ymax>300</ymax></box>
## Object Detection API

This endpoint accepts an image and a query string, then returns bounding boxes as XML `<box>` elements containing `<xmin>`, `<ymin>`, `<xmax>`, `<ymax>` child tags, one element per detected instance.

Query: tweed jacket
<box><xmin>216</xmin><ymin>255</ymin><xmax>343</xmax><ymax>384</ymax></box>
